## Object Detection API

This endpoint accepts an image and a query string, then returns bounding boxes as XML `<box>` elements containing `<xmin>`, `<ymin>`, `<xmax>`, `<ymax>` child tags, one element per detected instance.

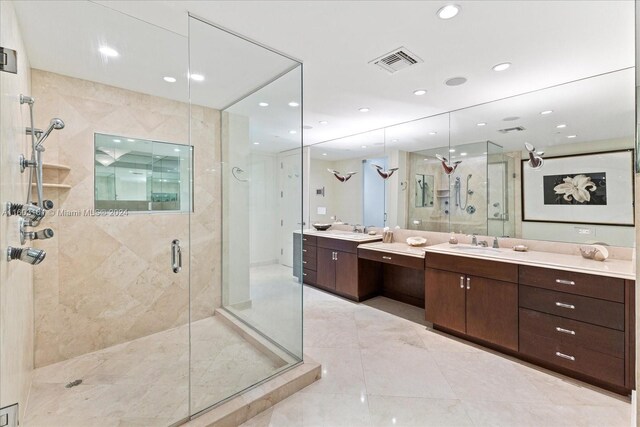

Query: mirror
<box><xmin>307</xmin><ymin>129</ymin><xmax>385</xmax><ymax>228</ymax></box>
<box><xmin>94</xmin><ymin>133</ymin><xmax>192</xmax><ymax>212</ymax></box>
<box><xmin>415</xmin><ymin>174</ymin><xmax>434</xmax><ymax>208</ymax></box>
<box><xmin>449</xmin><ymin>68</ymin><xmax>635</xmax><ymax>246</ymax></box>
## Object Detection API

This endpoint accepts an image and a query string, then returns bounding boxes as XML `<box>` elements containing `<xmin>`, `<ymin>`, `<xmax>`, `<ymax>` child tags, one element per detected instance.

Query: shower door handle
<box><xmin>171</xmin><ymin>239</ymin><xmax>182</xmax><ymax>273</ymax></box>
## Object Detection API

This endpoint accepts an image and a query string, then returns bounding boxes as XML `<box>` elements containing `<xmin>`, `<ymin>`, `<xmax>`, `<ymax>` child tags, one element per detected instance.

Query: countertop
<box><xmin>357</xmin><ymin>241</ymin><xmax>427</xmax><ymax>258</ymax></box>
<box><xmin>424</xmin><ymin>242</ymin><xmax>635</xmax><ymax>280</ymax></box>
<box><xmin>295</xmin><ymin>229</ymin><xmax>383</xmax><ymax>243</ymax></box>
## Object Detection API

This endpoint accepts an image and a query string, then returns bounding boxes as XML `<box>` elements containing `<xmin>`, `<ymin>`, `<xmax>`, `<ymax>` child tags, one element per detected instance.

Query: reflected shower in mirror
<box><xmin>415</xmin><ymin>174</ymin><xmax>434</xmax><ymax>208</ymax></box>
<box><xmin>94</xmin><ymin>133</ymin><xmax>192</xmax><ymax>212</ymax></box>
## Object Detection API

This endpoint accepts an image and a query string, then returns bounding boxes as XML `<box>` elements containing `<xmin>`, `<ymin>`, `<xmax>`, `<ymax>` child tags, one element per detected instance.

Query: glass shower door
<box><xmin>188</xmin><ymin>15</ymin><xmax>303</xmax><ymax>417</ymax></box>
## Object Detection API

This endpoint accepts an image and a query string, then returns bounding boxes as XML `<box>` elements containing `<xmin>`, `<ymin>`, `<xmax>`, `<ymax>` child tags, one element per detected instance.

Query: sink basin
<box><xmin>313</xmin><ymin>230</ymin><xmax>380</xmax><ymax>241</ymax></box>
<box><xmin>449</xmin><ymin>245</ymin><xmax>504</xmax><ymax>255</ymax></box>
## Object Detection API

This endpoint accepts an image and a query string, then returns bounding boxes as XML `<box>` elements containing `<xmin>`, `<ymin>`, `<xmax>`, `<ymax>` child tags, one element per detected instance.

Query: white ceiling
<box><xmin>13</xmin><ymin>0</ymin><xmax>635</xmax><ymax>149</ymax></box>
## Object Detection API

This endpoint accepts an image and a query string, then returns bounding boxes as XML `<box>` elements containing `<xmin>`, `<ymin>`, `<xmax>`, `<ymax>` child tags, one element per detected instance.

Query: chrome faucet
<box><xmin>468</xmin><ymin>234</ymin><xmax>477</xmax><ymax>246</ymax></box>
<box><xmin>492</xmin><ymin>236</ymin><xmax>500</xmax><ymax>248</ymax></box>
<box><xmin>478</xmin><ymin>240</ymin><xmax>489</xmax><ymax>247</ymax></box>
<box><xmin>352</xmin><ymin>224</ymin><xmax>363</xmax><ymax>233</ymax></box>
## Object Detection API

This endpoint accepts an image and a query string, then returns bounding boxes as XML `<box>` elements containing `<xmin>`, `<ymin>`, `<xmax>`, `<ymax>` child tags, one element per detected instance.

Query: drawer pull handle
<box><xmin>303</xmin><ymin>238</ymin><xmax>307</xmax><ymax>241</ymax></box>
<box><xmin>303</xmin><ymin>261</ymin><xmax>307</xmax><ymax>264</ymax></box>
<box><xmin>555</xmin><ymin>327</ymin><xmax>576</xmax><ymax>335</ymax></box>
<box><xmin>555</xmin><ymin>302</ymin><xmax>575</xmax><ymax>309</ymax></box>
<box><xmin>555</xmin><ymin>279</ymin><xmax>575</xmax><ymax>286</ymax></box>
<box><xmin>460</xmin><ymin>276</ymin><xmax>464</xmax><ymax>289</ymax></box>
<box><xmin>555</xmin><ymin>351</ymin><xmax>575</xmax><ymax>361</ymax></box>
<box><xmin>303</xmin><ymin>249</ymin><xmax>307</xmax><ymax>253</ymax></box>
<box><xmin>466</xmin><ymin>277</ymin><xmax>471</xmax><ymax>290</ymax></box>
<box><xmin>382</xmin><ymin>256</ymin><xmax>392</xmax><ymax>260</ymax></box>
<box><xmin>303</xmin><ymin>273</ymin><xmax>307</xmax><ymax>276</ymax></box>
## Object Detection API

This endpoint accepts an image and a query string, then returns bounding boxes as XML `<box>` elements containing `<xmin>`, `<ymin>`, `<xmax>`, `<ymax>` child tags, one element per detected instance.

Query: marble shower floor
<box><xmin>24</xmin><ymin>315</ymin><xmax>284</xmax><ymax>427</ymax></box>
<box><xmin>241</xmin><ymin>284</ymin><xmax>632</xmax><ymax>427</ymax></box>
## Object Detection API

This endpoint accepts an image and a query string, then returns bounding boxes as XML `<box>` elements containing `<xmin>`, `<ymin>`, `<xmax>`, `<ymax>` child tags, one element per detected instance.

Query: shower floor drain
<box><xmin>65</xmin><ymin>379</ymin><xmax>82</xmax><ymax>388</ymax></box>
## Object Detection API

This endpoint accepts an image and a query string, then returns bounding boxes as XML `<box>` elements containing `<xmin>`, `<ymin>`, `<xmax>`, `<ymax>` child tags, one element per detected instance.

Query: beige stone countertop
<box><xmin>424</xmin><ymin>242</ymin><xmax>635</xmax><ymax>280</ymax></box>
<box><xmin>357</xmin><ymin>242</ymin><xmax>427</xmax><ymax>258</ymax></box>
<box><xmin>295</xmin><ymin>229</ymin><xmax>383</xmax><ymax>242</ymax></box>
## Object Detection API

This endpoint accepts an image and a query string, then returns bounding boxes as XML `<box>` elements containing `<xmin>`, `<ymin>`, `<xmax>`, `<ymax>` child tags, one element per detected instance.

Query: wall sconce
<box><xmin>524</xmin><ymin>142</ymin><xmax>544</xmax><ymax>169</ymax></box>
<box><xmin>327</xmin><ymin>168</ymin><xmax>357</xmax><ymax>182</ymax></box>
<box><xmin>435</xmin><ymin>154</ymin><xmax>462</xmax><ymax>175</ymax></box>
<box><xmin>371</xmin><ymin>163</ymin><xmax>399</xmax><ymax>180</ymax></box>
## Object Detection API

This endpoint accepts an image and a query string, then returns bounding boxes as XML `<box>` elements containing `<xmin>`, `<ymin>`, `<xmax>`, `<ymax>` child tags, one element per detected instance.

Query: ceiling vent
<box><xmin>498</xmin><ymin>126</ymin><xmax>526</xmax><ymax>134</ymax></box>
<box><xmin>370</xmin><ymin>47</ymin><xmax>423</xmax><ymax>74</ymax></box>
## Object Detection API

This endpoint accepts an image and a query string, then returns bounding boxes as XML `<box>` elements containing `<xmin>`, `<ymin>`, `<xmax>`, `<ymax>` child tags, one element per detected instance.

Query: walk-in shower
<box><xmin>1</xmin><ymin>2</ymin><xmax>303</xmax><ymax>426</ymax></box>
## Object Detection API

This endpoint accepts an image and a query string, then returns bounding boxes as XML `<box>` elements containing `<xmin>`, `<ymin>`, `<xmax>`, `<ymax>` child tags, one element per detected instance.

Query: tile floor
<box><xmin>24</xmin><ymin>316</ymin><xmax>285</xmax><ymax>426</ymax></box>
<box><xmin>241</xmin><ymin>285</ymin><xmax>632</xmax><ymax>427</ymax></box>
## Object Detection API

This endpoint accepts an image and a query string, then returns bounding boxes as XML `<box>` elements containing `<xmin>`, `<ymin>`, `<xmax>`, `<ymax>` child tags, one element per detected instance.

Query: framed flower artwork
<box><xmin>521</xmin><ymin>149</ymin><xmax>634</xmax><ymax>226</ymax></box>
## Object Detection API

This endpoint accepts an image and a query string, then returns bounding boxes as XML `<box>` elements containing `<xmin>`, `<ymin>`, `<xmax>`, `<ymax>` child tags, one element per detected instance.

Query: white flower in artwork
<box><xmin>553</xmin><ymin>174</ymin><xmax>597</xmax><ymax>203</ymax></box>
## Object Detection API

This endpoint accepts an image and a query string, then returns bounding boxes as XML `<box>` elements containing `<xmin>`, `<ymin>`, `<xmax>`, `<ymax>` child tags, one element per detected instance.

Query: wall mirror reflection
<box><xmin>415</xmin><ymin>174</ymin><xmax>434</xmax><ymax>208</ymax></box>
<box><xmin>307</xmin><ymin>129</ymin><xmax>386</xmax><ymax>229</ymax></box>
<box><xmin>94</xmin><ymin>133</ymin><xmax>192</xmax><ymax>212</ymax></box>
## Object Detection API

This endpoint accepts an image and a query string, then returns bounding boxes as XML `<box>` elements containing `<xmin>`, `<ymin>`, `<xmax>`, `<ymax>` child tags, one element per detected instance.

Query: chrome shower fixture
<box><xmin>19</xmin><ymin>218</ymin><xmax>54</xmax><ymax>244</ymax></box>
<box><xmin>524</xmin><ymin>142</ymin><xmax>544</xmax><ymax>169</ymax></box>
<box><xmin>6</xmin><ymin>202</ymin><xmax>46</xmax><ymax>222</ymax></box>
<box><xmin>6</xmin><ymin>246</ymin><xmax>46</xmax><ymax>265</ymax></box>
<box><xmin>371</xmin><ymin>163</ymin><xmax>399</xmax><ymax>180</ymax></box>
<box><xmin>327</xmin><ymin>168</ymin><xmax>357</xmax><ymax>182</ymax></box>
<box><xmin>435</xmin><ymin>154</ymin><xmax>461</xmax><ymax>175</ymax></box>
<box><xmin>19</xmin><ymin>94</ymin><xmax>34</xmax><ymax>105</ymax></box>
<box><xmin>35</xmin><ymin>118</ymin><xmax>65</xmax><ymax>150</ymax></box>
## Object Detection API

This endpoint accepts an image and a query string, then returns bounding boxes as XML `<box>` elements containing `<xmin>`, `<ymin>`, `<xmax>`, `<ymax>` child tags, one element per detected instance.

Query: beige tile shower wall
<box><xmin>31</xmin><ymin>70</ymin><xmax>221</xmax><ymax>367</ymax></box>
<box><xmin>0</xmin><ymin>0</ymin><xmax>34</xmax><ymax>416</ymax></box>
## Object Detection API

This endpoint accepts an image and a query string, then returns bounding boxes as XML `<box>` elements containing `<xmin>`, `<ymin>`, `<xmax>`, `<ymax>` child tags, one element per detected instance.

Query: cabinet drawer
<box><xmin>358</xmin><ymin>248</ymin><xmax>424</xmax><ymax>270</ymax></box>
<box><xmin>520</xmin><ymin>308</ymin><xmax>624</xmax><ymax>358</ymax></box>
<box><xmin>301</xmin><ymin>234</ymin><xmax>317</xmax><ymax>247</ymax></box>
<box><xmin>317</xmin><ymin>236</ymin><xmax>359</xmax><ymax>254</ymax></box>
<box><xmin>520</xmin><ymin>331</ymin><xmax>624</xmax><ymax>386</ymax></box>
<box><xmin>302</xmin><ymin>245</ymin><xmax>317</xmax><ymax>270</ymax></box>
<box><xmin>519</xmin><ymin>285</ymin><xmax>624</xmax><ymax>330</ymax></box>
<box><xmin>519</xmin><ymin>265</ymin><xmax>624</xmax><ymax>303</ymax></box>
<box><xmin>425</xmin><ymin>252</ymin><xmax>518</xmax><ymax>283</ymax></box>
<box><xmin>302</xmin><ymin>269</ymin><xmax>317</xmax><ymax>285</ymax></box>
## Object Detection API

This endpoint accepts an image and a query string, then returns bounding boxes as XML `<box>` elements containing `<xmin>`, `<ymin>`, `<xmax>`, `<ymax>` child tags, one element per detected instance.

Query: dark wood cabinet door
<box><xmin>335</xmin><ymin>251</ymin><xmax>358</xmax><ymax>298</ymax></box>
<box><xmin>466</xmin><ymin>275</ymin><xmax>518</xmax><ymax>351</ymax></box>
<box><xmin>425</xmin><ymin>268</ymin><xmax>466</xmax><ymax>334</ymax></box>
<box><xmin>316</xmin><ymin>248</ymin><xmax>336</xmax><ymax>290</ymax></box>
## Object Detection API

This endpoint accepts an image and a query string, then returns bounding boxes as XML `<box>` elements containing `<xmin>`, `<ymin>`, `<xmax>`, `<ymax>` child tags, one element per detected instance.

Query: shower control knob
<box><xmin>41</xmin><ymin>200</ymin><xmax>54</xmax><ymax>210</ymax></box>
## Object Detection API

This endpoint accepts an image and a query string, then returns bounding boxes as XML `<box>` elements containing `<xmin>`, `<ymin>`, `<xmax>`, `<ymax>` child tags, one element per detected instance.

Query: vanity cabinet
<box><xmin>425</xmin><ymin>253</ymin><xmax>518</xmax><ymax>351</ymax></box>
<box><xmin>518</xmin><ymin>265</ymin><xmax>634</xmax><ymax>390</ymax></box>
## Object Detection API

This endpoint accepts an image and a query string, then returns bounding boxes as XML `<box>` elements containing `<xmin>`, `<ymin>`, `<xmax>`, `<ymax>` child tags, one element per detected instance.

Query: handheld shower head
<box><xmin>35</xmin><ymin>118</ymin><xmax>65</xmax><ymax>148</ymax></box>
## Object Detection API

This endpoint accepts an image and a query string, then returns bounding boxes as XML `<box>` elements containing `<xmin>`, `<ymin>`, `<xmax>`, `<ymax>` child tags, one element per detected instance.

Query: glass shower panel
<box><xmin>6</xmin><ymin>1</ymin><xmax>192</xmax><ymax>425</ymax></box>
<box><xmin>188</xmin><ymin>15</ymin><xmax>303</xmax><ymax>416</ymax></box>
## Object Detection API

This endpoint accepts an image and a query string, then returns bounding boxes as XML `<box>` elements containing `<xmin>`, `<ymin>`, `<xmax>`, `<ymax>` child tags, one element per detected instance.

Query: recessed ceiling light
<box><xmin>253</xmin><ymin>142</ymin><xmax>260</xmax><ymax>145</ymax></box>
<box><xmin>99</xmin><ymin>46</ymin><xmax>119</xmax><ymax>57</ymax></box>
<box><xmin>460</xmin><ymin>152</ymin><xmax>468</xmax><ymax>156</ymax></box>
<box><xmin>174</xmin><ymin>148</ymin><xmax>181</xmax><ymax>152</ymax></box>
<box><xmin>289</xmin><ymin>130</ymin><xmax>297</xmax><ymax>134</ymax></box>
<box><xmin>437</xmin><ymin>4</ymin><xmax>460</xmax><ymax>19</ymax></box>
<box><xmin>492</xmin><ymin>62</ymin><xmax>511</xmax><ymax>72</ymax></box>
<box><xmin>258</xmin><ymin>102</ymin><xmax>269</xmax><ymax>107</ymax></box>
<box><xmin>190</xmin><ymin>74</ymin><xmax>205</xmax><ymax>82</ymax></box>
<box><xmin>567</xmin><ymin>135</ymin><xmax>577</xmax><ymax>139</ymax></box>
<box><xmin>429</xmin><ymin>131</ymin><xmax>437</xmax><ymax>135</ymax></box>
<box><xmin>319</xmin><ymin>120</ymin><xmax>328</xmax><ymax>125</ymax></box>
<box><xmin>359</xmin><ymin>107</ymin><xmax>370</xmax><ymax>113</ymax></box>
<box><xmin>556</xmin><ymin>124</ymin><xmax>567</xmax><ymax>128</ymax></box>
<box><xmin>113</xmin><ymin>139</ymin><xmax>121</xmax><ymax>143</ymax></box>
<box><xmin>361</xmin><ymin>145</ymin><xmax>367</xmax><ymax>148</ymax></box>
<box><xmin>391</xmin><ymin>139</ymin><xmax>398</xmax><ymax>143</ymax></box>
<box><xmin>126</xmin><ymin>139</ymin><xmax>135</xmax><ymax>142</ymax></box>
<box><xmin>288</xmin><ymin>101</ymin><xmax>299</xmax><ymax>107</ymax></box>
<box><xmin>476</xmin><ymin>122</ymin><xmax>487</xmax><ymax>127</ymax></box>
<box><xmin>413</xmin><ymin>89</ymin><xmax>427</xmax><ymax>96</ymax></box>
<box><xmin>449</xmin><ymin>148</ymin><xmax>456</xmax><ymax>153</ymax></box>
<box><xmin>163</xmin><ymin>76</ymin><xmax>176</xmax><ymax>83</ymax></box>
<box><xmin>540</xmin><ymin>110</ymin><xmax>553</xmax><ymax>115</ymax></box>
<box><xmin>482</xmin><ymin>152</ymin><xmax>487</xmax><ymax>155</ymax></box>
<box><xmin>322</xmin><ymin>153</ymin><xmax>327</xmax><ymax>156</ymax></box>
<box><xmin>445</xmin><ymin>77</ymin><xmax>467</xmax><ymax>86</ymax></box>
